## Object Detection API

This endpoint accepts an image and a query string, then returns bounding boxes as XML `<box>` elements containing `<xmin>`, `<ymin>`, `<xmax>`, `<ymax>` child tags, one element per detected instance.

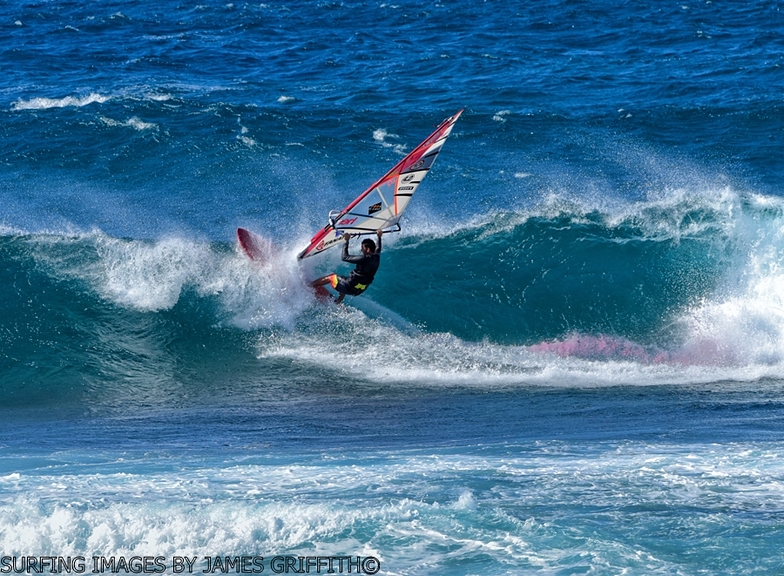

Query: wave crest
<box><xmin>11</xmin><ymin>93</ymin><xmax>110</xmax><ymax>111</ymax></box>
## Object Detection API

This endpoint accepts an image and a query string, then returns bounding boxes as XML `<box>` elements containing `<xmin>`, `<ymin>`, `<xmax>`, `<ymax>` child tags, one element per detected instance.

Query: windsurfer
<box><xmin>311</xmin><ymin>229</ymin><xmax>383</xmax><ymax>303</ymax></box>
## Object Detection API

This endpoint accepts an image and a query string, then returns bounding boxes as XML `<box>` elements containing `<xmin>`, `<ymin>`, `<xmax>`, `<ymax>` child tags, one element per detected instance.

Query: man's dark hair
<box><xmin>361</xmin><ymin>238</ymin><xmax>376</xmax><ymax>251</ymax></box>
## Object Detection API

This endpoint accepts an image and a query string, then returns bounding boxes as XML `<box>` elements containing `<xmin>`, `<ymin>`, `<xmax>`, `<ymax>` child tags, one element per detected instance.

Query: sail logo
<box><xmin>368</xmin><ymin>203</ymin><xmax>382</xmax><ymax>215</ymax></box>
<box><xmin>339</xmin><ymin>217</ymin><xmax>357</xmax><ymax>226</ymax></box>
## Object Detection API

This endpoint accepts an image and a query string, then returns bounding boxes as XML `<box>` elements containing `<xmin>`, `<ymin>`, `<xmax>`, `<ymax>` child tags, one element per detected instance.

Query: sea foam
<box><xmin>11</xmin><ymin>93</ymin><xmax>110</xmax><ymax>111</ymax></box>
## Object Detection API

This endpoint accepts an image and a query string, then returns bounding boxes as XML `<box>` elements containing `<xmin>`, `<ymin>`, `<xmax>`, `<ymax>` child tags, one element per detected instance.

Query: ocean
<box><xmin>2</xmin><ymin>1</ymin><xmax>784</xmax><ymax>574</ymax></box>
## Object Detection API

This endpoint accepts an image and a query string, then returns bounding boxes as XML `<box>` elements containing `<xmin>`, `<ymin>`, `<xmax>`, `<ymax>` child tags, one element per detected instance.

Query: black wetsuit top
<box><xmin>342</xmin><ymin>236</ymin><xmax>381</xmax><ymax>290</ymax></box>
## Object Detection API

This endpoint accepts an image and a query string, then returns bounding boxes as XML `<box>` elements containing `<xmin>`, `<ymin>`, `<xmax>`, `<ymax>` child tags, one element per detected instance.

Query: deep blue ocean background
<box><xmin>3</xmin><ymin>1</ymin><xmax>784</xmax><ymax>574</ymax></box>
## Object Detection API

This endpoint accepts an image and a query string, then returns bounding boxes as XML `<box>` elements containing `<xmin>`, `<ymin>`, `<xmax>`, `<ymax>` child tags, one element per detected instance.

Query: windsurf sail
<box><xmin>297</xmin><ymin>109</ymin><xmax>463</xmax><ymax>260</ymax></box>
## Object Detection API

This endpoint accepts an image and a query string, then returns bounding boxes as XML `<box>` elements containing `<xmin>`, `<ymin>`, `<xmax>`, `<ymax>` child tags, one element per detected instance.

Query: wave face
<box><xmin>379</xmin><ymin>195</ymin><xmax>733</xmax><ymax>346</ymax></box>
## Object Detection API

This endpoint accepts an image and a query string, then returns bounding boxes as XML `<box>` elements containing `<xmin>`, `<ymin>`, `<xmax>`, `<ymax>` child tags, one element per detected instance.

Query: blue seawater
<box><xmin>3</xmin><ymin>1</ymin><xmax>784</xmax><ymax>574</ymax></box>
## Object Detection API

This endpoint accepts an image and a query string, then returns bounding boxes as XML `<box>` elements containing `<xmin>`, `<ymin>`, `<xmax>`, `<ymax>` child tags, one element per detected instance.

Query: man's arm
<box><xmin>341</xmin><ymin>233</ymin><xmax>363</xmax><ymax>263</ymax></box>
<box><xmin>376</xmin><ymin>229</ymin><xmax>382</xmax><ymax>254</ymax></box>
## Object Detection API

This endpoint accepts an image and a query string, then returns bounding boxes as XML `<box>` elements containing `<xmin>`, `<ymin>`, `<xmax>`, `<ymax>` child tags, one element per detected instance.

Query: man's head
<box><xmin>361</xmin><ymin>238</ymin><xmax>376</xmax><ymax>254</ymax></box>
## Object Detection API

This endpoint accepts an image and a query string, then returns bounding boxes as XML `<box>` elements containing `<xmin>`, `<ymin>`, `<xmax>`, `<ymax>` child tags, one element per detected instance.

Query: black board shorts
<box><xmin>330</xmin><ymin>274</ymin><xmax>368</xmax><ymax>296</ymax></box>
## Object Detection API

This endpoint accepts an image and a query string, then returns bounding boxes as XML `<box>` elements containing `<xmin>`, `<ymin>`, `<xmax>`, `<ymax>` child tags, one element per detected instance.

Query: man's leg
<box><xmin>311</xmin><ymin>275</ymin><xmax>332</xmax><ymax>287</ymax></box>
